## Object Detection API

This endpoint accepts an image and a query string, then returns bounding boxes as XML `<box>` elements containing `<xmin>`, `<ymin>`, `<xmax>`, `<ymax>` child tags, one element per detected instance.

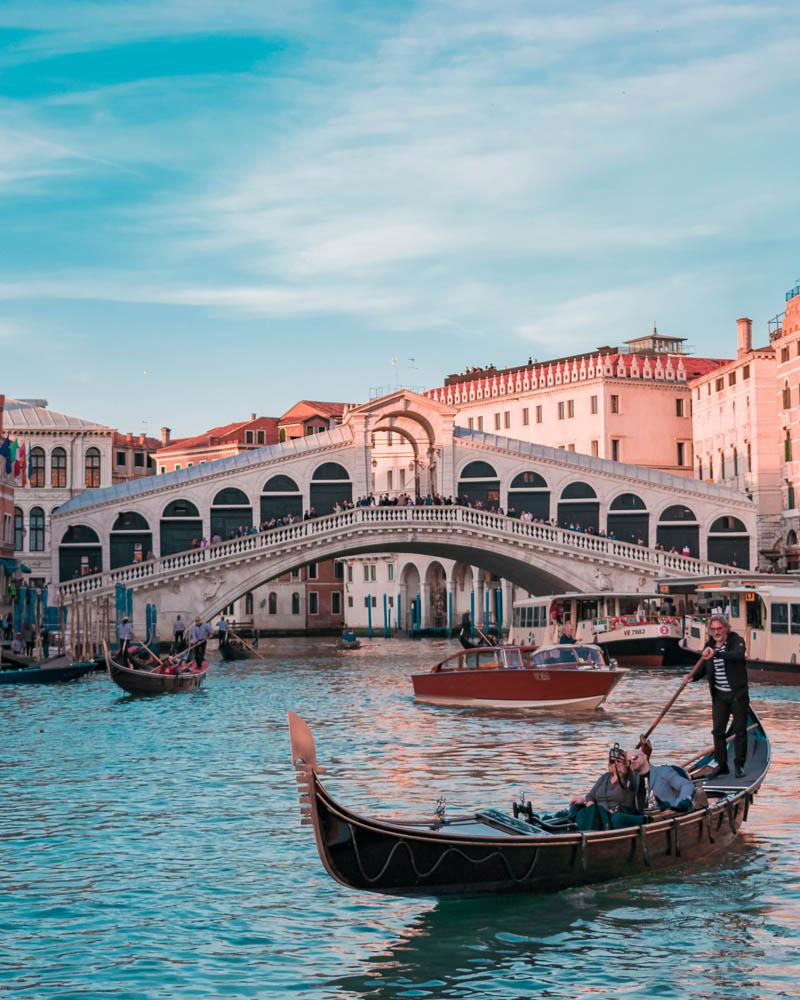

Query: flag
<box><xmin>0</xmin><ymin>436</ymin><xmax>12</xmax><ymax>474</ymax></box>
<box><xmin>14</xmin><ymin>442</ymin><xmax>26</xmax><ymax>486</ymax></box>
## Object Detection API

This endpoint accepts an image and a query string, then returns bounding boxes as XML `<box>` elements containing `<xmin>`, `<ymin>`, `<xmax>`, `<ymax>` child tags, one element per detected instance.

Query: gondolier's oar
<box><xmin>228</xmin><ymin>627</ymin><xmax>267</xmax><ymax>661</ymax></box>
<box><xmin>138</xmin><ymin>640</ymin><xmax>166</xmax><ymax>667</ymax></box>
<box><xmin>638</xmin><ymin>656</ymin><xmax>706</xmax><ymax>752</ymax></box>
<box><xmin>475</xmin><ymin>626</ymin><xmax>496</xmax><ymax>647</ymax></box>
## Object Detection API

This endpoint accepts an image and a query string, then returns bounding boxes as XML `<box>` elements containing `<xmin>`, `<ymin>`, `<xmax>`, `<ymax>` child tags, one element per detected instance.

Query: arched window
<box><xmin>279</xmin><ymin>428</ymin><xmax>287</xmax><ymax>443</ymax></box>
<box><xmin>291</xmin><ymin>592</ymin><xmax>301</xmax><ymax>615</ymax></box>
<box><xmin>607</xmin><ymin>494</ymin><xmax>648</xmax><ymax>545</ymax></box>
<box><xmin>163</xmin><ymin>498</ymin><xmax>200</xmax><ymax>518</ymax></box>
<box><xmin>211</xmin><ymin>487</ymin><xmax>253</xmax><ymax>539</ymax></box>
<box><xmin>213</xmin><ymin>487</ymin><xmax>250</xmax><ymax>505</ymax></box>
<box><xmin>783</xmin><ymin>381</ymin><xmax>791</xmax><ymax>408</ymax></box>
<box><xmin>785</xmin><ymin>432</ymin><xmax>792</xmax><ymax>463</ymax></box>
<box><xmin>58</xmin><ymin>524</ymin><xmax>102</xmax><ymax>581</ymax></box>
<box><xmin>13</xmin><ymin>507</ymin><xmax>23</xmax><ymax>550</ymax></box>
<box><xmin>656</xmin><ymin>505</ymin><xmax>699</xmax><ymax>558</ymax></box>
<box><xmin>310</xmin><ymin>463</ymin><xmax>352</xmax><ymax>514</ymax></box>
<box><xmin>708</xmin><ymin>516</ymin><xmax>750</xmax><ymax>568</ymax></box>
<box><xmin>261</xmin><ymin>475</ymin><xmax>302</xmax><ymax>522</ymax></box>
<box><xmin>245</xmin><ymin>592</ymin><xmax>254</xmax><ymax>615</ymax></box>
<box><xmin>733</xmin><ymin>447</ymin><xmax>738</xmax><ymax>476</ymax></box>
<box><xmin>51</xmin><ymin>447</ymin><xmax>67</xmax><ymax>488</ymax></box>
<box><xmin>110</xmin><ymin>511</ymin><xmax>152</xmax><ymax>570</ymax></box>
<box><xmin>268</xmin><ymin>592</ymin><xmax>277</xmax><ymax>615</ymax></box>
<box><xmin>29</xmin><ymin>507</ymin><xmax>45</xmax><ymax>551</ymax></box>
<box><xmin>311</xmin><ymin>462</ymin><xmax>350</xmax><ymax>481</ymax></box>
<box><xmin>508</xmin><ymin>471</ymin><xmax>549</xmax><ymax>519</ymax></box>
<box><xmin>460</xmin><ymin>461</ymin><xmax>498</xmax><ymax>480</ymax></box>
<box><xmin>697</xmin><ymin>459</ymin><xmax>703</xmax><ymax>480</ymax></box>
<box><xmin>457</xmin><ymin>461</ymin><xmax>500</xmax><ymax>507</ymax></box>
<box><xmin>85</xmin><ymin>447</ymin><xmax>101</xmax><ymax>488</ymax></box>
<box><xmin>29</xmin><ymin>447</ymin><xmax>45</xmax><ymax>488</ymax></box>
<box><xmin>557</xmin><ymin>482</ymin><xmax>599</xmax><ymax>532</ymax></box>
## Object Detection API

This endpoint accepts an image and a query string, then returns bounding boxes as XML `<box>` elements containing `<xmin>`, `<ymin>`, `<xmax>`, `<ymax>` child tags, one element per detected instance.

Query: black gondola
<box><xmin>219</xmin><ymin>636</ymin><xmax>259</xmax><ymax>661</ymax></box>
<box><xmin>288</xmin><ymin>709</ymin><xmax>770</xmax><ymax>897</ymax></box>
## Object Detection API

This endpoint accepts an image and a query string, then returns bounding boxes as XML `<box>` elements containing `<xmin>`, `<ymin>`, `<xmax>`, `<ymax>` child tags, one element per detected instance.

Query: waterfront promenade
<box><xmin>1</xmin><ymin>638</ymin><xmax>798</xmax><ymax>997</ymax></box>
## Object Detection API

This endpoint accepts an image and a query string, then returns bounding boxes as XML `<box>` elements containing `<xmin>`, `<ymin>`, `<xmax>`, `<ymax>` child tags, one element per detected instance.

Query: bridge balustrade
<box><xmin>55</xmin><ymin>504</ymin><xmax>733</xmax><ymax>601</ymax></box>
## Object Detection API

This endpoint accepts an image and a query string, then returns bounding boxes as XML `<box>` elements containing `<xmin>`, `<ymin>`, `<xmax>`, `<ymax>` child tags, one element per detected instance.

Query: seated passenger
<box><xmin>627</xmin><ymin>747</ymin><xmax>699</xmax><ymax>813</ymax></box>
<box><xmin>570</xmin><ymin>743</ymin><xmax>643</xmax><ymax>830</ymax></box>
<box><xmin>558</xmin><ymin>622</ymin><xmax>577</xmax><ymax>645</ymax></box>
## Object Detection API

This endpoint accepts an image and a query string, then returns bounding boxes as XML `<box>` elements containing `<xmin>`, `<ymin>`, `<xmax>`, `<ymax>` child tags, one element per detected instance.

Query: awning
<box><xmin>0</xmin><ymin>557</ymin><xmax>17</xmax><ymax>572</ymax></box>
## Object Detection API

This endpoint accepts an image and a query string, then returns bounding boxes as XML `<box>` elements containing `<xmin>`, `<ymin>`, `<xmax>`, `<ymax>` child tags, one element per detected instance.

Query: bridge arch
<box><xmin>261</xmin><ymin>474</ymin><xmax>302</xmax><ymax>523</ymax></box>
<box><xmin>372</xmin><ymin>423</ymin><xmax>421</xmax><ymax>494</ymax></box>
<box><xmin>310</xmin><ymin>462</ymin><xmax>352</xmax><ymax>514</ymax></box>
<box><xmin>110</xmin><ymin>511</ymin><xmax>152</xmax><ymax>569</ymax></box>
<box><xmin>656</xmin><ymin>504</ymin><xmax>699</xmax><ymax>557</ymax></box>
<box><xmin>424</xmin><ymin>560</ymin><xmax>448</xmax><ymax>629</ymax></box>
<box><xmin>211</xmin><ymin>487</ymin><xmax>253</xmax><ymax>540</ymax></box>
<box><xmin>607</xmin><ymin>492</ymin><xmax>649</xmax><ymax>546</ymax></box>
<box><xmin>507</xmin><ymin>470</ymin><xmax>549</xmax><ymax>519</ymax></box>
<box><xmin>707</xmin><ymin>515</ymin><xmax>750</xmax><ymax>568</ymax></box>
<box><xmin>160</xmin><ymin>498</ymin><xmax>202</xmax><ymax>556</ymax></box>
<box><xmin>557</xmin><ymin>482</ymin><xmax>599</xmax><ymax>532</ymax></box>
<box><xmin>457</xmin><ymin>460</ymin><xmax>500</xmax><ymax>507</ymax></box>
<box><xmin>59</xmin><ymin>524</ymin><xmax>102</xmax><ymax>581</ymax></box>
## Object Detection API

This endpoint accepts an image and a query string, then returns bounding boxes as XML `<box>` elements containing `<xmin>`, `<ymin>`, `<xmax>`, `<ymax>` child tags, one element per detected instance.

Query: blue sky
<box><xmin>1</xmin><ymin>0</ymin><xmax>799</xmax><ymax>436</ymax></box>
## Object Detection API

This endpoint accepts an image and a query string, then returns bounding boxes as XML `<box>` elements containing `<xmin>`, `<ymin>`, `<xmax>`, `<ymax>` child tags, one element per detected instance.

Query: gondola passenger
<box><xmin>570</xmin><ymin>743</ymin><xmax>643</xmax><ymax>830</ymax></box>
<box><xmin>627</xmin><ymin>747</ymin><xmax>698</xmax><ymax>813</ymax></box>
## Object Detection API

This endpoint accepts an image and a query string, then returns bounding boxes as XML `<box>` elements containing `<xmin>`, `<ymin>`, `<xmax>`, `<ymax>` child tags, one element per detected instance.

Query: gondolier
<box><xmin>217</xmin><ymin>615</ymin><xmax>229</xmax><ymax>649</ymax></box>
<box><xmin>118</xmin><ymin>617</ymin><xmax>134</xmax><ymax>665</ymax></box>
<box><xmin>692</xmin><ymin>614</ymin><xmax>749</xmax><ymax>779</ymax></box>
<box><xmin>173</xmin><ymin>615</ymin><xmax>186</xmax><ymax>652</ymax></box>
<box><xmin>190</xmin><ymin>616</ymin><xmax>209</xmax><ymax>669</ymax></box>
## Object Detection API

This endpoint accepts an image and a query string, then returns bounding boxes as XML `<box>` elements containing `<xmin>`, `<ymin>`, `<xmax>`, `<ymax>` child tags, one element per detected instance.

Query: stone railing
<box><xmin>55</xmin><ymin>505</ymin><xmax>732</xmax><ymax>600</ymax></box>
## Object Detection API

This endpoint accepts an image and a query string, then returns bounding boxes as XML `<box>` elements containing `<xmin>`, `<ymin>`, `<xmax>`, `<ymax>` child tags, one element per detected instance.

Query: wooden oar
<box><xmin>137</xmin><ymin>640</ymin><xmax>165</xmax><ymax>667</ymax></box>
<box><xmin>475</xmin><ymin>626</ymin><xmax>496</xmax><ymax>647</ymax></box>
<box><xmin>228</xmin><ymin>627</ymin><xmax>267</xmax><ymax>660</ymax></box>
<box><xmin>638</xmin><ymin>656</ymin><xmax>706</xmax><ymax>752</ymax></box>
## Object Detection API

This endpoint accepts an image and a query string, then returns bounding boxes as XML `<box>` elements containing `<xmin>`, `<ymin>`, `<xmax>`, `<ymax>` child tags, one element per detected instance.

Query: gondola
<box><xmin>336</xmin><ymin>631</ymin><xmax>361</xmax><ymax>651</ymax></box>
<box><xmin>218</xmin><ymin>636</ymin><xmax>259</xmax><ymax>661</ymax></box>
<box><xmin>0</xmin><ymin>659</ymin><xmax>95</xmax><ymax>684</ymax></box>
<box><xmin>104</xmin><ymin>646</ymin><xmax>209</xmax><ymax>695</ymax></box>
<box><xmin>288</xmin><ymin>708</ymin><xmax>770</xmax><ymax>897</ymax></box>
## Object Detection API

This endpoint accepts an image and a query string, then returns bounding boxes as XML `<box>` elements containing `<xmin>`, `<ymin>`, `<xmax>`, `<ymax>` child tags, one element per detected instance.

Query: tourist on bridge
<box><xmin>173</xmin><ymin>614</ymin><xmax>186</xmax><ymax>652</ymax></box>
<box><xmin>692</xmin><ymin>614</ymin><xmax>749</xmax><ymax>779</ymax></box>
<box><xmin>118</xmin><ymin>616</ymin><xmax>134</xmax><ymax>665</ymax></box>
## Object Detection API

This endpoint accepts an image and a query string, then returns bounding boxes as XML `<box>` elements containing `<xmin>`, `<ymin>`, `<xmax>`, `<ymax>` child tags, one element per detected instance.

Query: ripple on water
<box><xmin>1</xmin><ymin>638</ymin><xmax>799</xmax><ymax>998</ymax></box>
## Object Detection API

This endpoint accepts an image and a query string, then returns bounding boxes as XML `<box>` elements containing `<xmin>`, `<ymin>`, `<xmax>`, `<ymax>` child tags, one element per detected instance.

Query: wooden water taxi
<box><xmin>411</xmin><ymin>643</ymin><xmax>623</xmax><ymax>709</ymax></box>
<box><xmin>104</xmin><ymin>646</ymin><xmax>209</xmax><ymax>694</ymax></box>
<box><xmin>288</xmin><ymin>708</ymin><xmax>770</xmax><ymax>897</ymax></box>
<box><xmin>659</xmin><ymin>575</ymin><xmax>800</xmax><ymax>682</ymax></box>
<box><xmin>511</xmin><ymin>592</ymin><xmax>694</xmax><ymax>667</ymax></box>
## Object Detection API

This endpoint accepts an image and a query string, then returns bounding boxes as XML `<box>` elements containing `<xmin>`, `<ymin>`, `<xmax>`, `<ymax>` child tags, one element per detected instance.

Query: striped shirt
<box><xmin>712</xmin><ymin>644</ymin><xmax>731</xmax><ymax>692</ymax></box>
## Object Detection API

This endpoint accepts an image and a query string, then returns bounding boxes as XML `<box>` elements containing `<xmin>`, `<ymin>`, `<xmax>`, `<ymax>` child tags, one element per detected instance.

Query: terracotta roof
<box><xmin>278</xmin><ymin>400</ymin><xmax>349</xmax><ymax>423</ymax></box>
<box><xmin>155</xmin><ymin>417</ymin><xmax>280</xmax><ymax>455</ymax></box>
<box><xmin>111</xmin><ymin>432</ymin><xmax>161</xmax><ymax>449</ymax></box>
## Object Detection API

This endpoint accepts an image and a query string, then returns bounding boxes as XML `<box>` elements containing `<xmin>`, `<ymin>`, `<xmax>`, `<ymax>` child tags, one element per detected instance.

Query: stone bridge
<box><xmin>51</xmin><ymin>390</ymin><xmax>756</xmax><ymax>622</ymax></box>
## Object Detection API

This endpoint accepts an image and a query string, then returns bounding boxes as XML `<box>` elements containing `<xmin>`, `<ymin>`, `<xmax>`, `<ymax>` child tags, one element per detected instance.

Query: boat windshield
<box><xmin>530</xmin><ymin>645</ymin><xmax>604</xmax><ymax>668</ymax></box>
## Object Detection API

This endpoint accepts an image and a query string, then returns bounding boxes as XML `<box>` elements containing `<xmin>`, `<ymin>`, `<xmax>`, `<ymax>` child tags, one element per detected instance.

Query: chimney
<box><xmin>160</xmin><ymin>426</ymin><xmax>171</xmax><ymax>445</ymax></box>
<box><xmin>138</xmin><ymin>433</ymin><xmax>146</xmax><ymax>445</ymax></box>
<box><xmin>250</xmin><ymin>412</ymin><xmax>257</xmax><ymax>421</ymax></box>
<box><xmin>737</xmin><ymin>317</ymin><xmax>752</xmax><ymax>358</ymax></box>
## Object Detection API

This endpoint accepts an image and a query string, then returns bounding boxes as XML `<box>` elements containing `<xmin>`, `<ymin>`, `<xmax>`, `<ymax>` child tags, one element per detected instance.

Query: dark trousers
<box><xmin>712</xmin><ymin>690</ymin><xmax>749</xmax><ymax>768</ymax></box>
<box><xmin>174</xmin><ymin>630</ymin><xmax>185</xmax><ymax>652</ymax></box>
<box><xmin>194</xmin><ymin>641</ymin><xmax>206</xmax><ymax>667</ymax></box>
<box><xmin>119</xmin><ymin>638</ymin><xmax>130</xmax><ymax>665</ymax></box>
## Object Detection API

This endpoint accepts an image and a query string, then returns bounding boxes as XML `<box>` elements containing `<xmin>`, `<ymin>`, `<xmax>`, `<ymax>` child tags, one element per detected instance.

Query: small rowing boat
<box><xmin>412</xmin><ymin>643</ymin><xmax>623</xmax><ymax>709</ymax></box>
<box><xmin>0</xmin><ymin>659</ymin><xmax>95</xmax><ymax>685</ymax></box>
<box><xmin>104</xmin><ymin>646</ymin><xmax>209</xmax><ymax>695</ymax></box>
<box><xmin>288</xmin><ymin>707</ymin><xmax>769</xmax><ymax>897</ymax></box>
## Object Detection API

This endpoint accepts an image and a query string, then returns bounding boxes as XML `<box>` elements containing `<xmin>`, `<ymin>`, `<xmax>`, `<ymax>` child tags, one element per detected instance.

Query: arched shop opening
<box><xmin>110</xmin><ymin>511</ymin><xmax>152</xmax><ymax>569</ymax></box>
<box><xmin>457</xmin><ymin>461</ymin><xmax>500</xmax><ymax>507</ymax></box>
<box><xmin>261</xmin><ymin>475</ymin><xmax>302</xmax><ymax>522</ymax></box>
<box><xmin>557</xmin><ymin>482</ymin><xmax>599</xmax><ymax>532</ymax></box>
<box><xmin>656</xmin><ymin>505</ymin><xmax>699</xmax><ymax>558</ymax></box>
<box><xmin>508</xmin><ymin>471</ymin><xmax>549</xmax><ymax>519</ymax></box>
<box><xmin>310</xmin><ymin>463</ymin><xmax>352</xmax><ymax>514</ymax></box>
<box><xmin>707</xmin><ymin>516</ymin><xmax>750</xmax><ymax>568</ymax></box>
<box><xmin>59</xmin><ymin>525</ymin><xmax>102</xmax><ymax>581</ymax></box>
<box><xmin>160</xmin><ymin>499</ymin><xmax>203</xmax><ymax>556</ymax></box>
<box><xmin>607</xmin><ymin>493</ymin><xmax>649</xmax><ymax>545</ymax></box>
<box><xmin>211</xmin><ymin>487</ymin><xmax>253</xmax><ymax>540</ymax></box>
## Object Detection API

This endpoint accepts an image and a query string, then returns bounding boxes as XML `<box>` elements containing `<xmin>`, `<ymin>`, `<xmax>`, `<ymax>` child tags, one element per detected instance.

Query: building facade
<box><xmin>690</xmin><ymin>317</ymin><xmax>781</xmax><ymax>558</ymax></box>
<box><xmin>773</xmin><ymin>282</ymin><xmax>800</xmax><ymax>566</ymax></box>
<box><xmin>277</xmin><ymin>401</ymin><xmax>348</xmax><ymax>442</ymax></box>
<box><xmin>424</xmin><ymin>331</ymin><xmax>727</xmax><ymax>477</ymax></box>
<box><xmin>4</xmin><ymin>398</ymin><xmax>159</xmax><ymax>584</ymax></box>
<box><xmin>0</xmin><ymin>395</ymin><xmax>16</xmax><ymax>607</ymax></box>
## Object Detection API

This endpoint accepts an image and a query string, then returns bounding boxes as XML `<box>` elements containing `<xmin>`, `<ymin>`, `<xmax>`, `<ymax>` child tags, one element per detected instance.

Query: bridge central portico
<box><xmin>52</xmin><ymin>390</ymin><xmax>757</xmax><ymax>622</ymax></box>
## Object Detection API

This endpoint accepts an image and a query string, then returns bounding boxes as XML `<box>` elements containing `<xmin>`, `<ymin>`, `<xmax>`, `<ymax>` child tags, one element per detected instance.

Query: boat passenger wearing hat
<box><xmin>570</xmin><ymin>743</ymin><xmax>643</xmax><ymax>831</ymax></box>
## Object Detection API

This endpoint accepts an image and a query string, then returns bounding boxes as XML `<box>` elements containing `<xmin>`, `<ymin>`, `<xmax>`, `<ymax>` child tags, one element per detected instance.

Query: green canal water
<box><xmin>1</xmin><ymin>638</ymin><xmax>799</xmax><ymax>998</ymax></box>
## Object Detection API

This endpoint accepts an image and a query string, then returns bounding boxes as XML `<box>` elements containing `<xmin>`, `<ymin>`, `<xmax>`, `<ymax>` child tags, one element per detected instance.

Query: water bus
<box><xmin>657</xmin><ymin>576</ymin><xmax>800</xmax><ymax>683</ymax></box>
<box><xmin>510</xmin><ymin>592</ymin><xmax>692</xmax><ymax>666</ymax></box>
<box><xmin>411</xmin><ymin>642</ymin><xmax>622</xmax><ymax>709</ymax></box>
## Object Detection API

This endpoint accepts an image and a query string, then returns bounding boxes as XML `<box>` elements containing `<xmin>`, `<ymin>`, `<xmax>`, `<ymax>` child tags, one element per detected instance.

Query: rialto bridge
<box><xmin>51</xmin><ymin>390</ymin><xmax>756</xmax><ymax>623</ymax></box>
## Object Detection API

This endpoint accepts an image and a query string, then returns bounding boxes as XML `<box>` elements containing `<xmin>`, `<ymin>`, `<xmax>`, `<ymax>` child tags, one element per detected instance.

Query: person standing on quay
<box><xmin>692</xmin><ymin>614</ymin><xmax>749</xmax><ymax>779</ymax></box>
<box><xmin>173</xmin><ymin>614</ymin><xmax>186</xmax><ymax>652</ymax></box>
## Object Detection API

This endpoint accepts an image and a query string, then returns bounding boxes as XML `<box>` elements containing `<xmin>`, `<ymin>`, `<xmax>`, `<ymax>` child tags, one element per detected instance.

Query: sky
<box><xmin>1</xmin><ymin>0</ymin><xmax>799</xmax><ymax>437</ymax></box>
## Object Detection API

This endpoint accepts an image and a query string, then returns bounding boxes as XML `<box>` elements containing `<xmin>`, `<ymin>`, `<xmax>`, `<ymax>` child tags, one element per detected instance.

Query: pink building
<box><xmin>690</xmin><ymin>317</ymin><xmax>781</xmax><ymax>562</ymax></box>
<box><xmin>0</xmin><ymin>394</ymin><xmax>15</xmax><ymax>607</ymax></box>
<box><xmin>425</xmin><ymin>330</ymin><xmax>727</xmax><ymax>476</ymax></box>
<box><xmin>773</xmin><ymin>282</ymin><xmax>800</xmax><ymax>565</ymax></box>
<box><xmin>154</xmin><ymin>415</ymin><xmax>280</xmax><ymax>474</ymax></box>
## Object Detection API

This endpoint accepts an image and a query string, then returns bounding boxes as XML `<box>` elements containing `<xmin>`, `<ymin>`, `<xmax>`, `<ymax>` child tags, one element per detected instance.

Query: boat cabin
<box><xmin>433</xmin><ymin>643</ymin><xmax>606</xmax><ymax>673</ymax></box>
